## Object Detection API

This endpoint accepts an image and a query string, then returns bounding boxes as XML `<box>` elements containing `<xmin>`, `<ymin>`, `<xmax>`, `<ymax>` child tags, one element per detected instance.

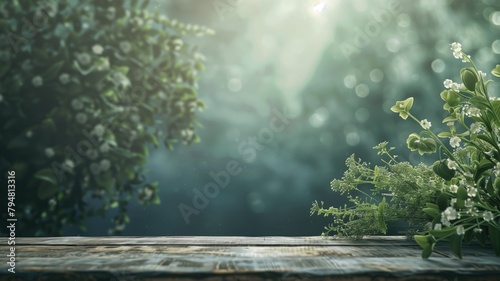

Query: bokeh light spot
<box><xmin>431</xmin><ymin>59</ymin><xmax>445</xmax><ymax>73</ymax></box>
<box><xmin>370</xmin><ymin>69</ymin><xmax>384</xmax><ymax>82</ymax></box>
<box><xmin>491</xmin><ymin>11</ymin><xmax>500</xmax><ymax>25</ymax></box>
<box><xmin>355</xmin><ymin>83</ymin><xmax>370</xmax><ymax>98</ymax></box>
<box><xmin>309</xmin><ymin>107</ymin><xmax>329</xmax><ymax>128</ymax></box>
<box><xmin>355</xmin><ymin>107</ymin><xmax>370</xmax><ymax>123</ymax></box>
<box><xmin>227</xmin><ymin>78</ymin><xmax>242</xmax><ymax>92</ymax></box>
<box><xmin>344</xmin><ymin>74</ymin><xmax>357</xmax><ymax>89</ymax></box>
<box><xmin>492</xmin><ymin>40</ymin><xmax>500</xmax><ymax>54</ymax></box>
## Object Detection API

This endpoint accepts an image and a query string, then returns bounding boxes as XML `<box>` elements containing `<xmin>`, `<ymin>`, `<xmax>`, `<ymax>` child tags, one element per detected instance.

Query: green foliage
<box><xmin>311</xmin><ymin>142</ymin><xmax>442</xmax><ymax>238</ymax></box>
<box><xmin>0</xmin><ymin>0</ymin><xmax>213</xmax><ymax>235</ymax></box>
<box><xmin>312</xmin><ymin>43</ymin><xmax>500</xmax><ymax>258</ymax></box>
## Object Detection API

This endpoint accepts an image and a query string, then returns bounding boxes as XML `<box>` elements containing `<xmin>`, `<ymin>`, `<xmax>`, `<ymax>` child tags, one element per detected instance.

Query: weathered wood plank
<box><xmin>8</xmin><ymin>236</ymin><xmax>412</xmax><ymax>246</ymax></box>
<box><xmin>0</xmin><ymin>236</ymin><xmax>499</xmax><ymax>281</ymax></box>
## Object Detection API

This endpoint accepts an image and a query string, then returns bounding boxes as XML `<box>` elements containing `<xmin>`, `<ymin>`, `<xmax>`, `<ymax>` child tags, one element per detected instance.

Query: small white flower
<box><xmin>76</xmin><ymin>112</ymin><xmax>88</xmax><ymax>124</ymax></box>
<box><xmin>59</xmin><ymin>73</ymin><xmax>70</xmax><ymax>84</ymax></box>
<box><xmin>92</xmin><ymin>44</ymin><xmax>103</xmax><ymax>55</ymax></box>
<box><xmin>119</xmin><ymin>41</ymin><xmax>131</xmax><ymax>53</ymax></box>
<box><xmin>26</xmin><ymin>130</ymin><xmax>33</xmax><ymax>138</ymax></box>
<box><xmin>94</xmin><ymin>124</ymin><xmax>105</xmax><ymax>136</ymax></box>
<box><xmin>465</xmin><ymin>198</ymin><xmax>474</xmax><ymax>208</ymax></box>
<box><xmin>447</xmin><ymin>159</ymin><xmax>458</xmax><ymax>170</ymax></box>
<box><xmin>180</xmin><ymin>128</ymin><xmax>194</xmax><ymax>141</ymax></box>
<box><xmin>449</xmin><ymin>184</ymin><xmax>458</xmax><ymax>193</ymax></box>
<box><xmin>434</xmin><ymin>223</ymin><xmax>442</xmax><ymax>230</ymax></box>
<box><xmin>470</xmin><ymin>122</ymin><xmax>481</xmax><ymax>134</ymax></box>
<box><xmin>483</xmin><ymin>211</ymin><xmax>494</xmax><ymax>222</ymax></box>
<box><xmin>441</xmin><ymin>212</ymin><xmax>451</xmax><ymax>227</ymax></box>
<box><xmin>90</xmin><ymin>162</ymin><xmax>101</xmax><ymax>175</ymax></box>
<box><xmin>100</xmin><ymin>159</ymin><xmax>111</xmax><ymax>171</ymax></box>
<box><xmin>64</xmin><ymin>159</ymin><xmax>75</xmax><ymax>171</ymax></box>
<box><xmin>443</xmin><ymin>79</ymin><xmax>453</xmax><ymax>89</ymax></box>
<box><xmin>450</xmin><ymin>198</ymin><xmax>457</xmax><ymax>206</ymax></box>
<box><xmin>450</xmin><ymin>136</ymin><xmax>461</xmax><ymax>148</ymax></box>
<box><xmin>451</xmin><ymin>82</ymin><xmax>461</xmax><ymax>92</ymax></box>
<box><xmin>112</xmin><ymin>72</ymin><xmax>131</xmax><ymax>89</ymax></box>
<box><xmin>446</xmin><ymin>121</ymin><xmax>455</xmax><ymax>127</ymax></box>
<box><xmin>444</xmin><ymin>206</ymin><xmax>458</xmax><ymax>221</ymax></box>
<box><xmin>453</xmin><ymin>51</ymin><xmax>463</xmax><ymax>60</ymax></box>
<box><xmin>48</xmin><ymin>198</ymin><xmax>57</xmax><ymax>208</ymax></box>
<box><xmin>478</xmin><ymin>70</ymin><xmax>486</xmax><ymax>79</ymax></box>
<box><xmin>106</xmin><ymin>7</ymin><xmax>116</xmax><ymax>20</ymax></box>
<box><xmin>96</xmin><ymin>57</ymin><xmax>110</xmax><ymax>71</ymax></box>
<box><xmin>451</xmin><ymin>42</ymin><xmax>462</xmax><ymax>52</ymax></box>
<box><xmin>71</xmin><ymin>99</ymin><xmax>84</xmax><ymax>110</ymax></box>
<box><xmin>467</xmin><ymin>186</ymin><xmax>477</xmax><ymax>197</ymax></box>
<box><xmin>45</xmin><ymin>148</ymin><xmax>55</xmax><ymax>158</ymax></box>
<box><xmin>473</xmin><ymin>227</ymin><xmax>483</xmax><ymax>233</ymax></box>
<box><xmin>467</xmin><ymin>107</ymin><xmax>480</xmax><ymax>117</ymax></box>
<box><xmin>420</xmin><ymin>119</ymin><xmax>432</xmax><ymax>130</ymax></box>
<box><xmin>77</xmin><ymin>53</ymin><xmax>91</xmax><ymax>66</ymax></box>
<box><xmin>32</xmin><ymin>76</ymin><xmax>43</xmax><ymax>87</ymax></box>
<box><xmin>456</xmin><ymin>225</ymin><xmax>465</xmax><ymax>235</ymax></box>
<box><xmin>99</xmin><ymin>142</ymin><xmax>110</xmax><ymax>153</ymax></box>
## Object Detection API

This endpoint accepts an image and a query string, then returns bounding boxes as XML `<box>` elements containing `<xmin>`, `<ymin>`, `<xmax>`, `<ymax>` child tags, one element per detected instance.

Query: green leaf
<box><xmin>432</xmin><ymin>160</ymin><xmax>455</xmax><ymax>181</ymax></box>
<box><xmin>414</xmin><ymin>235</ymin><xmax>436</xmax><ymax>259</ymax></box>
<box><xmin>34</xmin><ymin>168</ymin><xmax>58</xmax><ymax>185</ymax></box>
<box><xmin>436</xmin><ymin>192</ymin><xmax>449</xmax><ymax>211</ymax></box>
<box><xmin>437</xmin><ymin>132</ymin><xmax>452</xmax><ymax>138</ymax></box>
<box><xmin>492</xmin><ymin>64</ymin><xmax>500</xmax><ymax>77</ymax></box>
<box><xmin>406</xmin><ymin>133</ymin><xmax>436</xmax><ymax>155</ymax></box>
<box><xmin>476</xmin><ymin>134</ymin><xmax>496</xmax><ymax>147</ymax></box>
<box><xmin>490</xmin><ymin>100</ymin><xmax>500</xmax><ymax>126</ymax></box>
<box><xmin>489</xmin><ymin>225</ymin><xmax>500</xmax><ymax>256</ymax></box>
<box><xmin>423</xmin><ymin>208</ymin><xmax>440</xmax><ymax>219</ymax></box>
<box><xmin>456</xmin><ymin>186</ymin><xmax>468</xmax><ymax>200</ymax></box>
<box><xmin>440</xmin><ymin>90</ymin><xmax>460</xmax><ymax>110</ymax></box>
<box><xmin>449</xmin><ymin>233</ymin><xmax>463</xmax><ymax>259</ymax></box>
<box><xmin>468</xmin><ymin>96</ymin><xmax>490</xmax><ymax>111</ymax></box>
<box><xmin>425</xmin><ymin>203</ymin><xmax>439</xmax><ymax>210</ymax></box>
<box><xmin>429</xmin><ymin>226</ymin><xmax>456</xmax><ymax>238</ymax></box>
<box><xmin>460</xmin><ymin>67</ymin><xmax>478</xmax><ymax>91</ymax></box>
<box><xmin>390</xmin><ymin>97</ymin><xmax>414</xmax><ymax>120</ymax></box>
<box><xmin>377</xmin><ymin>197</ymin><xmax>387</xmax><ymax>234</ymax></box>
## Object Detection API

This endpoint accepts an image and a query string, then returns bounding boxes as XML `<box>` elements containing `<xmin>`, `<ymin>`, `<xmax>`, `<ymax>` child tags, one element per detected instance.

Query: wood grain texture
<box><xmin>0</xmin><ymin>236</ymin><xmax>499</xmax><ymax>281</ymax></box>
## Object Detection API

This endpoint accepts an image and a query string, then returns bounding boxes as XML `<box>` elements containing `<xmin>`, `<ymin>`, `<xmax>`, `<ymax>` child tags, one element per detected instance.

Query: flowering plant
<box><xmin>312</xmin><ymin>43</ymin><xmax>500</xmax><ymax>258</ymax></box>
<box><xmin>395</xmin><ymin>43</ymin><xmax>500</xmax><ymax>258</ymax></box>
<box><xmin>0</xmin><ymin>0</ymin><xmax>212</xmax><ymax>235</ymax></box>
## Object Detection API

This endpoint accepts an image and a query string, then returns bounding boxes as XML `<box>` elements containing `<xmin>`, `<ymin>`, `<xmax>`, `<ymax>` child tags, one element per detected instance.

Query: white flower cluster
<box><xmin>450</xmin><ymin>42</ymin><xmax>470</xmax><ymax>62</ymax></box>
<box><xmin>443</xmin><ymin>79</ymin><xmax>464</xmax><ymax>92</ymax></box>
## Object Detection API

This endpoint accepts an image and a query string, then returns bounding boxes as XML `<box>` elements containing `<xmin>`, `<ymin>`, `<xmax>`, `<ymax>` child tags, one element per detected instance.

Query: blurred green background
<box><xmin>93</xmin><ymin>0</ymin><xmax>500</xmax><ymax>235</ymax></box>
<box><xmin>112</xmin><ymin>0</ymin><xmax>500</xmax><ymax>236</ymax></box>
<box><xmin>3</xmin><ymin>0</ymin><xmax>500</xmax><ymax>236</ymax></box>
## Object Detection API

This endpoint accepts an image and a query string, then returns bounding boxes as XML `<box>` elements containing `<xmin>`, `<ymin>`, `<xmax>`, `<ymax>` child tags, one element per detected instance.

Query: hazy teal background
<box><xmin>80</xmin><ymin>0</ymin><xmax>500</xmax><ymax>236</ymax></box>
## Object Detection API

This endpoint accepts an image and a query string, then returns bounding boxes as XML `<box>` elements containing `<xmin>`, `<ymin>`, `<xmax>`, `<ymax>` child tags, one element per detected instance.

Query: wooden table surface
<box><xmin>1</xmin><ymin>236</ymin><xmax>499</xmax><ymax>280</ymax></box>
